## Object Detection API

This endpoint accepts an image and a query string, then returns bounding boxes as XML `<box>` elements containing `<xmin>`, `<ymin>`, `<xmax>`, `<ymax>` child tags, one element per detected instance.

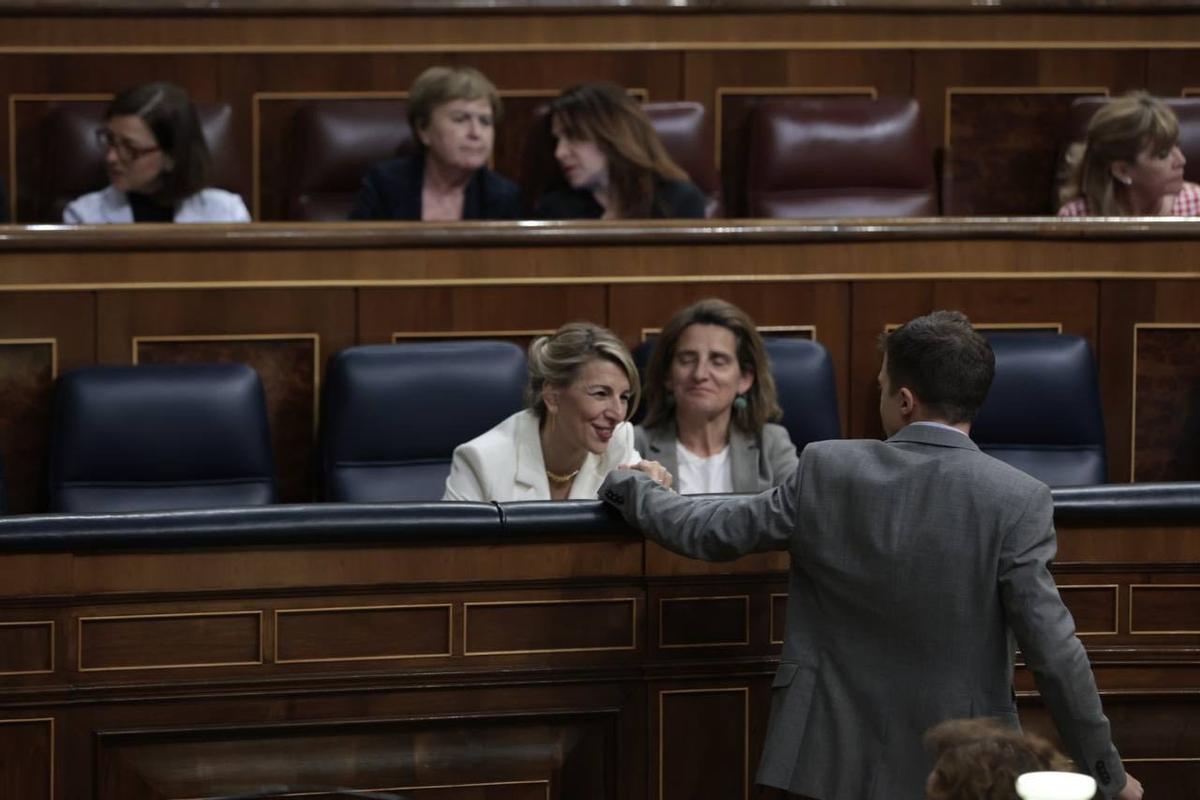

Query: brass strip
<box><xmin>769</xmin><ymin>592</ymin><xmax>787</xmax><ymax>645</ymax></box>
<box><xmin>179</xmin><ymin>778</ymin><xmax>550</xmax><ymax>800</ymax></box>
<box><xmin>658</xmin><ymin>687</ymin><xmax>749</xmax><ymax>800</ymax></box>
<box><xmin>462</xmin><ymin>596</ymin><xmax>638</xmax><ymax>656</ymax></box>
<box><xmin>0</xmin><ymin>620</ymin><xmax>55</xmax><ymax>676</ymax></box>
<box><xmin>0</xmin><ymin>338</ymin><xmax>59</xmax><ymax>378</ymax></box>
<box><xmin>643</xmin><ymin>324</ymin><xmax>818</xmax><ymax>341</ymax></box>
<box><xmin>132</xmin><ymin>332</ymin><xmax>321</xmax><ymax>435</ymax></box>
<box><xmin>0</xmin><ymin>717</ymin><xmax>53</xmax><ymax>799</ymax></box>
<box><xmin>1057</xmin><ymin>584</ymin><xmax>1119</xmax><ymax>636</ymax></box>
<box><xmin>273</xmin><ymin>602</ymin><xmax>453</xmax><ymax>664</ymax></box>
<box><xmin>77</xmin><ymin>609</ymin><xmax>264</xmax><ymax>672</ymax></box>
<box><xmin>1130</xmin><ymin>323</ymin><xmax>1200</xmax><ymax>482</ymax></box>
<box><xmin>943</xmin><ymin>85</ymin><xmax>1108</xmax><ymax>150</ymax></box>
<box><xmin>884</xmin><ymin>321</ymin><xmax>1062</xmax><ymax>334</ymax></box>
<box><xmin>392</xmin><ymin>328</ymin><xmax>555</xmax><ymax>341</ymax></box>
<box><xmin>1129</xmin><ymin>584</ymin><xmax>1200</xmax><ymax>635</ymax></box>
<box><xmin>658</xmin><ymin>595</ymin><xmax>750</xmax><ymax>649</ymax></box>
<box><xmin>714</xmin><ymin>85</ymin><xmax>877</xmax><ymax>170</ymax></box>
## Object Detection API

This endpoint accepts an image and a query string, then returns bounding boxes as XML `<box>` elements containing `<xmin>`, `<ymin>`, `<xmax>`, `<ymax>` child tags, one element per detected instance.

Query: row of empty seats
<box><xmin>26</xmin><ymin>95</ymin><xmax>1200</xmax><ymax>222</ymax></box>
<box><xmin>0</xmin><ymin>332</ymin><xmax>1106</xmax><ymax>515</ymax></box>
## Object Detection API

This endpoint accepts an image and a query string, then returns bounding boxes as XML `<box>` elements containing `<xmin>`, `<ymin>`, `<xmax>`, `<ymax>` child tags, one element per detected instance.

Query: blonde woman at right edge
<box><xmin>1058</xmin><ymin>91</ymin><xmax>1198</xmax><ymax>217</ymax></box>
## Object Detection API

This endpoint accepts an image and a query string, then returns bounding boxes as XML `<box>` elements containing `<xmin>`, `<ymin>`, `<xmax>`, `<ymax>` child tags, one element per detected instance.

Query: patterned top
<box><xmin>1058</xmin><ymin>181</ymin><xmax>1200</xmax><ymax>216</ymax></box>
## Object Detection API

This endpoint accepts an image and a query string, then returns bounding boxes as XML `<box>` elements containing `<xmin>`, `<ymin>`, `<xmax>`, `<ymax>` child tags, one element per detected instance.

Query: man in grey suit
<box><xmin>601</xmin><ymin>311</ymin><xmax>1141</xmax><ymax>800</ymax></box>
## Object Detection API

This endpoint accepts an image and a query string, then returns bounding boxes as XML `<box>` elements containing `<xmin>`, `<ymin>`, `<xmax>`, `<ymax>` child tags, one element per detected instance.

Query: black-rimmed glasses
<box><xmin>94</xmin><ymin>128</ymin><xmax>161</xmax><ymax>162</ymax></box>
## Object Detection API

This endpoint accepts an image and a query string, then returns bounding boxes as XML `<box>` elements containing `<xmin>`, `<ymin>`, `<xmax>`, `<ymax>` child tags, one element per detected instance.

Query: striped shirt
<box><xmin>1058</xmin><ymin>181</ymin><xmax>1200</xmax><ymax>217</ymax></box>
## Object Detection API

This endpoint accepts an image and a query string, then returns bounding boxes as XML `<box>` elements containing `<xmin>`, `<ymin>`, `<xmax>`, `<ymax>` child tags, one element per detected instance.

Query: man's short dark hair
<box><xmin>882</xmin><ymin>310</ymin><xmax>994</xmax><ymax>424</ymax></box>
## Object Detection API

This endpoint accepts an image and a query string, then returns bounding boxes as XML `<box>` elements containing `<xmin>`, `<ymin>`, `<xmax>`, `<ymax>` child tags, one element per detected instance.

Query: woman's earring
<box><xmin>733</xmin><ymin>393</ymin><xmax>748</xmax><ymax>412</ymax></box>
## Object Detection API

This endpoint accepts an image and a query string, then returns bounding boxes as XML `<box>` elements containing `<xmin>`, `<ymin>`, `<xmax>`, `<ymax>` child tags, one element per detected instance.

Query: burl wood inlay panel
<box><xmin>659</xmin><ymin>688</ymin><xmax>748</xmax><ymax>800</ymax></box>
<box><xmin>96</xmin><ymin>711</ymin><xmax>614</xmax><ymax>800</ymax></box>
<box><xmin>1058</xmin><ymin>585</ymin><xmax>1118</xmax><ymax>636</ymax></box>
<box><xmin>944</xmin><ymin>91</ymin><xmax>1101</xmax><ymax>216</ymax></box>
<box><xmin>463</xmin><ymin>599</ymin><xmax>637</xmax><ymax>656</ymax></box>
<box><xmin>659</xmin><ymin>596</ymin><xmax>749</xmax><ymax>649</ymax></box>
<box><xmin>0</xmin><ymin>622</ymin><xmax>53</xmax><ymax>674</ymax></box>
<box><xmin>136</xmin><ymin>337</ymin><xmax>317</xmax><ymax>503</ymax></box>
<box><xmin>1130</xmin><ymin>586</ymin><xmax>1200</xmax><ymax>634</ymax></box>
<box><xmin>275</xmin><ymin>604</ymin><xmax>452</xmax><ymax>664</ymax></box>
<box><xmin>0</xmin><ymin>718</ymin><xmax>52</xmax><ymax>800</ymax></box>
<box><xmin>0</xmin><ymin>341</ymin><xmax>55</xmax><ymax>514</ymax></box>
<box><xmin>79</xmin><ymin>611</ymin><xmax>262</xmax><ymax>671</ymax></box>
<box><xmin>1133</xmin><ymin>327</ymin><xmax>1200</xmax><ymax>482</ymax></box>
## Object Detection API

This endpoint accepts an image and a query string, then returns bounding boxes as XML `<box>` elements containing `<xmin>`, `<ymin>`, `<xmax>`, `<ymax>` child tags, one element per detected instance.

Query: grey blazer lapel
<box><xmin>728</xmin><ymin>426</ymin><xmax>768</xmax><ymax>492</ymax></box>
<box><xmin>637</xmin><ymin>421</ymin><xmax>680</xmax><ymax>480</ymax></box>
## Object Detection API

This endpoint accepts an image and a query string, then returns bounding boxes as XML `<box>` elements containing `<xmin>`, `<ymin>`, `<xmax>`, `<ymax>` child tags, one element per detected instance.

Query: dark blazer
<box><xmin>635</xmin><ymin>420</ymin><xmax>797</xmax><ymax>494</ymax></box>
<box><xmin>534</xmin><ymin>178</ymin><xmax>706</xmax><ymax>220</ymax></box>
<box><xmin>349</xmin><ymin>153</ymin><xmax>522</xmax><ymax>221</ymax></box>
<box><xmin>601</xmin><ymin>423</ymin><xmax>1127</xmax><ymax>800</ymax></box>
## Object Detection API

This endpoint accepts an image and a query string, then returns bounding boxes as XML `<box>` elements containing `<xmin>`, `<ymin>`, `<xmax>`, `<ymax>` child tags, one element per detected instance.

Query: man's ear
<box><xmin>897</xmin><ymin>386</ymin><xmax>917</xmax><ymax>420</ymax></box>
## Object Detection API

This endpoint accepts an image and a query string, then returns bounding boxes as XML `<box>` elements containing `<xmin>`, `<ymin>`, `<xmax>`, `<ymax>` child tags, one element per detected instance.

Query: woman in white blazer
<box><xmin>63</xmin><ymin>82</ymin><xmax>250</xmax><ymax>224</ymax></box>
<box><xmin>444</xmin><ymin>322</ymin><xmax>668</xmax><ymax>502</ymax></box>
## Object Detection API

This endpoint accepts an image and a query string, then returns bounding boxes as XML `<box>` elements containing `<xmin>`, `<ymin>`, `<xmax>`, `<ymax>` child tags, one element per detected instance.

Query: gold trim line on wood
<box><xmin>132</xmin><ymin>332</ymin><xmax>322</xmax><ymax>435</ymax></box>
<box><xmin>77</xmin><ymin>610</ymin><xmax>264</xmax><ymax>672</ymax></box>
<box><xmin>0</xmin><ymin>716</ymin><xmax>53</xmax><ymax>799</ymax></box>
<box><xmin>462</xmin><ymin>597</ymin><xmax>638</xmax><ymax>656</ymax></box>
<box><xmin>713</xmin><ymin>86</ymin><xmax>877</xmax><ymax>169</ymax></box>
<box><xmin>177</xmin><ymin>778</ymin><xmax>550</xmax><ymax>800</ymax></box>
<box><xmin>658</xmin><ymin>595</ymin><xmax>750</xmax><ymax>649</ymax></box>
<box><xmin>392</xmin><ymin>328</ymin><xmax>555</xmax><ymax>341</ymax></box>
<box><xmin>943</xmin><ymin>86</ymin><xmax>1108</xmax><ymax>151</ymax></box>
<box><xmin>769</xmin><ymin>592</ymin><xmax>787</xmax><ymax>645</ymax></box>
<box><xmin>8</xmin><ymin>270</ymin><xmax>1200</xmax><ymax>294</ymax></box>
<box><xmin>0</xmin><ymin>338</ymin><xmax>60</xmax><ymax>378</ymax></box>
<box><xmin>1057</xmin><ymin>584</ymin><xmax>1119</xmax><ymax>636</ymax></box>
<box><xmin>0</xmin><ymin>620</ymin><xmax>55</xmax><ymax>676</ymax></box>
<box><xmin>658</xmin><ymin>687</ymin><xmax>750</xmax><ymax>800</ymax></box>
<box><xmin>1128</xmin><ymin>323</ymin><xmax>1200</xmax><ymax>482</ymax></box>
<box><xmin>273</xmin><ymin>602</ymin><xmax>453</xmax><ymax>664</ymax></box>
<box><xmin>1128</xmin><ymin>584</ymin><xmax>1200</xmax><ymax>635</ymax></box>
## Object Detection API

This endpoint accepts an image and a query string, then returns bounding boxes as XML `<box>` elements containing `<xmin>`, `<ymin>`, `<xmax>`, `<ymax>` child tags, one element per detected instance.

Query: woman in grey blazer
<box><xmin>636</xmin><ymin>298</ymin><xmax>797</xmax><ymax>494</ymax></box>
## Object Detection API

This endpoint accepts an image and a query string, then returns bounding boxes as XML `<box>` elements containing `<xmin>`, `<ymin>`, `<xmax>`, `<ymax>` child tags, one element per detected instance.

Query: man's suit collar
<box><xmin>887</xmin><ymin>422</ymin><xmax>980</xmax><ymax>451</ymax></box>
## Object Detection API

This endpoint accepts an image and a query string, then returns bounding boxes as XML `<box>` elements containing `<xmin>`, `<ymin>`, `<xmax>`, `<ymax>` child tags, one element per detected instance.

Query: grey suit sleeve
<box><xmin>998</xmin><ymin>483</ymin><xmax>1126</xmax><ymax>797</ymax></box>
<box><xmin>762</xmin><ymin>425</ymin><xmax>799</xmax><ymax>487</ymax></box>
<box><xmin>599</xmin><ymin>462</ymin><xmax>801</xmax><ymax>561</ymax></box>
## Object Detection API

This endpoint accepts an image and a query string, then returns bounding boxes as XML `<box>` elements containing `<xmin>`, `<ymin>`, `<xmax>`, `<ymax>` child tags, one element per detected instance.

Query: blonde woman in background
<box><xmin>1059</xmin><ymin>91</ymin><xmax>1198</xmax><ymax>216</ymax></box>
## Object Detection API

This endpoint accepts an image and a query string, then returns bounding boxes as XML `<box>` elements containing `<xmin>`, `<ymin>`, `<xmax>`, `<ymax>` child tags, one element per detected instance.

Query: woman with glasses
<box><xmin>63</xmin><ymin>82</ymin><xmax>250</xmax><ymax>224</ymax></box>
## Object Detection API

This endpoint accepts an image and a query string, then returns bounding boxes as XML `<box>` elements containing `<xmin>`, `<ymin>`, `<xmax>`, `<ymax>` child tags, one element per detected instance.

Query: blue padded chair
<box><xmin>631</xmin><ymin>335</ymin><xmax>841</xmax><ymax>451</ymax></box>
<box><xmin>321</xmin><ymin>341</ymin><xmax>527</xmax><ymax>502</ymax></box>
<box><xmin>49</xmin><ymin>363</ymin><xmax>277</xmax><ymax>513</ymax></box>
<box><xmin>971</xmin><ymin>333</ymin><xmax>1107</xmax><ymax>487</ymax></box>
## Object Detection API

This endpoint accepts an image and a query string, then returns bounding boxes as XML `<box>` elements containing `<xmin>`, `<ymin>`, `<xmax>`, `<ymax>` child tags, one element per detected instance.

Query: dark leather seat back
<box><xmin>321</xmin><ymin>341</ymin><xmax>527</xmax><ymax>502</ymax></box>
<box><xmin>764</xmin><ymin>337</ymin><xmax>841</xmax><ymax>451</ymax></box>
<box><xmin>521</xmin><ymin>101</ymin><xmax>722</xmax><ymax>217</ymax></box>
<box><xmin>746</xmin><ymin>96</ymin><xmax>936</xmax><ymax>219</ymax></box>
<box><xmin>631</xmin><ymin>335</ymin><xmax>840</xmax><ymax>450</ymax></box>
<box><xmin>286</xmin><ymin>100</ymin><xmax>413</xmax><ymax>221</ymax></box>
<box><xmin>49</xmin><ymin>363</ymin><xmax>277</xmax><ymax>513</ymax></box>
<box><xmin>972</xmin><ymin>333</ymin><xmax>1107</xmax><ymax>487</ymax></box>
<box><xmin>36</xmin><ymin>101</ymin><xmax>244</xmax><ymax>223</ymax></box>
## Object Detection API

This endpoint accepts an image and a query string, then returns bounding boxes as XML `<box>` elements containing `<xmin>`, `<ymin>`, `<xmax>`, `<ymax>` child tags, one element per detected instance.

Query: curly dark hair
<box><xmin>925</xmin><ymin>718</ymin><xmax>1076</xmax><ymax>800</ymax></box>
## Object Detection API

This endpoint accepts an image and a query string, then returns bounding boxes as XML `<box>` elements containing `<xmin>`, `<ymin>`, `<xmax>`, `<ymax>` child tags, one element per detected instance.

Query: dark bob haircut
<box><xmin>107</xmin><ymin>82</ymin><xmax>211</xmax><ymax>206</ymax></box>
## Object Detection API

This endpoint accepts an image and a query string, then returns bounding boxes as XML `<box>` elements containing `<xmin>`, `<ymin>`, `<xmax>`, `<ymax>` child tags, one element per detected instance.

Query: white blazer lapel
<box><xmin>513</xmin><ymin>411</ymin><xmax>551</xmax><ymax>500</ymax></box>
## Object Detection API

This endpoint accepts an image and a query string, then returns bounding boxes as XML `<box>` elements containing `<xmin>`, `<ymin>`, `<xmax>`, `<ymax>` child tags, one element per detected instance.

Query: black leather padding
<box><xmin>971</xmin><ymin>333</ymin><xmax>1107</xmax><ymax>487</ymax></box>
<box><xmin>48</xmin><ymin>363</ymin><xmax>276</xmax><ymax>513</ymax></box>
<box><xmin>320</xmin><ymin>341</ymin><xmax>527</xmax><ymax>503</ymax></box>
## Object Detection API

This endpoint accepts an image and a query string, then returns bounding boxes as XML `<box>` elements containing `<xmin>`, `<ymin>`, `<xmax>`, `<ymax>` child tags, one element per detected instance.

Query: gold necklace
<box><xmin>545</xmin><ymin>467</ymin><xmax>581</xmax><ymax>484</ymax></box>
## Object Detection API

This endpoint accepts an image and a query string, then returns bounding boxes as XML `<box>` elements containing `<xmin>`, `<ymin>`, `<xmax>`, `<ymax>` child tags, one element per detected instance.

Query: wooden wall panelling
<box><xmin>96</xmin><ymin>288</ymin><xmax>355</xmax><ymax>503</ymax></box>
<box><xmin>849</xmin><ymin>280</ymin><xmax>1099</xmax><ymax>440</ymax></box>
<box><xmin>942</xmin><ymin>86</ymin><xmax>1109</xmax><ymax>216</ymax></box>
<box><xmin>654</xmin><ymin>683</ymin><xmax>754</xmax><ymax>800</ymax></box>
<box><xmin>358</xmin><ymin>285</ymin><xmax>608</xmax><ymax>347</ymax></box>
<box><xmin>0</xmin><ymin>292</ymin><xmax>93</xmax><ymax>513</ymax></box>
<box><xmin>0</xmin><ymin>717</ymin><xmax>53</xmax><ymax>800</ymax></box>
<box><xmin>1099</xmin><ymin>280</ymin><xmax>1200</xmax><ymax>483</ymax></box>
<box><xmin>606</xmin><ymin>281</ymin><xmax>851</xmax><ymax>437</ymax></box>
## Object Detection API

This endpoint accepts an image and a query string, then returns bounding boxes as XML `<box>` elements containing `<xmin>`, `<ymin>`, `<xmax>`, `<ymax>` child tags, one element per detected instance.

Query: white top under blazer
<box><xmin>63</xmin><ymin>186</ymin><xmax>251</xmax><ymax>224</ymax></box>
